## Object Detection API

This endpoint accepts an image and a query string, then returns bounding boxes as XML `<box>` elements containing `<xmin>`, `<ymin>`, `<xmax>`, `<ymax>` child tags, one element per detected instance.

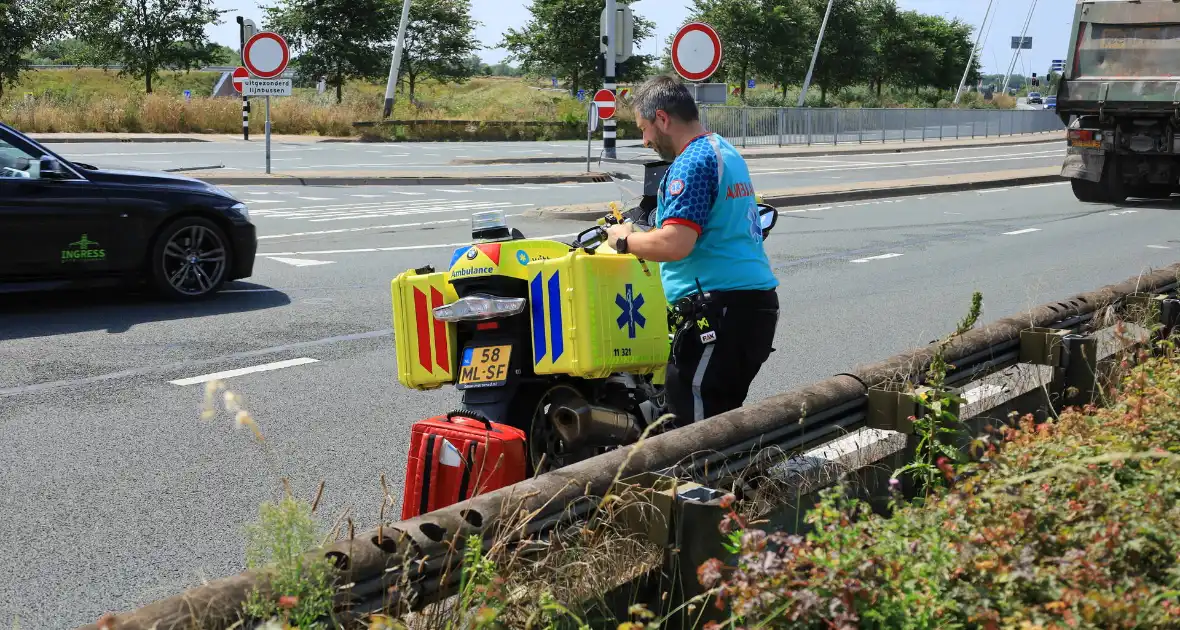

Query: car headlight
<box><xmin>229</xmin><ymin>202</ymin><xmax>250</xmax><ymax>222</ymax></box>
<box><xmin>433</xmin><ymin>295</ymin><xmax>527</xmax><ymax>322</ymax></box>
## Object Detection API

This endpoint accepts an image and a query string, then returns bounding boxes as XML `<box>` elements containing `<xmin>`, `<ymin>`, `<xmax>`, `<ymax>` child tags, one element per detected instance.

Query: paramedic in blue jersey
<box><xmin>605</xmin><ymin>74</ymin><xmax>780</xmax><ymax>428</ymax></box>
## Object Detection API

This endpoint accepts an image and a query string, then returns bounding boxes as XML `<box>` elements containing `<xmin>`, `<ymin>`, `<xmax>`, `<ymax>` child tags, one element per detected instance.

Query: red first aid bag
<box><xmin>400</xmin><ymin>412</ymin><xmax>528</xmax><ymax>520</ymax></box>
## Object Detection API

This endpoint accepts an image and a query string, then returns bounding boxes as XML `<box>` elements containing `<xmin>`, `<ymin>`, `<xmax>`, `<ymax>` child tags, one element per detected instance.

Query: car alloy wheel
<box><xmin>161</xmin><ymin>224</ymin><xmax>227</xmax><ymax>296</ymax></box>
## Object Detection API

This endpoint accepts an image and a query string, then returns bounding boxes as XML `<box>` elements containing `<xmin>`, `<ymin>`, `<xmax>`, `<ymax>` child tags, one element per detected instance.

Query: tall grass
<box><xmin>2</xmin><ymin>70</ymin><xmax>596</xmax><ymax>135</ymax></box>
<box><xmin>2</xmin><ymin>69</ymin><xmax>1018</xmax><ymax>136</ymax></box>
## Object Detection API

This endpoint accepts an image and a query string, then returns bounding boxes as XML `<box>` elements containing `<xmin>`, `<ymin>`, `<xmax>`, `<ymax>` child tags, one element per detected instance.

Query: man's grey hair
<box><xmin>631</xmin><ymin>74</ymin><xmax>699</xmax><ymax>123</ymax></box>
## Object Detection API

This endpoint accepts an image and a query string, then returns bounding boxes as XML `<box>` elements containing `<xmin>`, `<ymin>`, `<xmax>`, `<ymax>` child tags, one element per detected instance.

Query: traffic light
<box><xmin>1031</xmin><ymin>72</ymin><xmax>1039</xmax><ymax>87</ymax></box>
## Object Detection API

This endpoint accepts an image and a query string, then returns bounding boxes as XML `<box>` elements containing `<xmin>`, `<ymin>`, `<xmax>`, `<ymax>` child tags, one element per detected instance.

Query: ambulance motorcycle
<box><xmin>389</xmin><ymin>158</ymin><xmax>780</xmax><ymax>474</ymax></box>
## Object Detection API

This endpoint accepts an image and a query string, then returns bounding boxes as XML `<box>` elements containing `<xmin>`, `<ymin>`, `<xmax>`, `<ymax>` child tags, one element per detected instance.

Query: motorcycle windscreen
<box><xmin>527</xmin><ymin>249</ymin><xmax>670</xmax><ymax>380</ymax></box>
<box><xmin>391</xmin><ymin>270</ymin><xmax>459</xmax><ymax>390</ymax></box>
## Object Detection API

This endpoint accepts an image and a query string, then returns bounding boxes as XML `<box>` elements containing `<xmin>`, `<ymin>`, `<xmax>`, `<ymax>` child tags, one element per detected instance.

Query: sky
<box><xmin>208</xmin><ymin>0</ymin><xmax>1075</xmax><ymax>77</ymax></box>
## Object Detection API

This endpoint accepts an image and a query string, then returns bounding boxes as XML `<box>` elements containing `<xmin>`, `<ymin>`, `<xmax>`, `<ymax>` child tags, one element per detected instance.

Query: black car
<box><xmin>1027</xmin><ymin>92</ymin><xmax>1043</xmax><ymax>104</ymax></box>
<box><xmin>0</xmin><ymin>122</ymin><xmax>256</xmax><ymax>300</ymax></box>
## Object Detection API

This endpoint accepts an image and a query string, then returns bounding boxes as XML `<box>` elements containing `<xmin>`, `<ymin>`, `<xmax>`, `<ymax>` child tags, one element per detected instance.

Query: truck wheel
<box><xmin>1097</xmin><ymin>157</ymin><xmax>1127</xmax><ymax>203</ymax></box>
<box><xmin>1071</xmin><ymin>178</ymin><xmax>1105</xmax><ymax>203</ymax></box>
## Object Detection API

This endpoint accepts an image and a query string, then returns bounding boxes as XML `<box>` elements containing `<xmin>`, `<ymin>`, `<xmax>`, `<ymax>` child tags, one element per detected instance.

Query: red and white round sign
<box><xmin>593</xmin><ymin>89</ymin><xmax>616</xmax><ymax>119</ymax></box>
<box><xmin>243</xmin><ymin>31</ymin><xmax>290</xmax><ymax>79</ymax></box>
<box><xmin>231</xmin><ymin>66</ymin><xmax>250</xmax><ymax>93</ymax></box>
<box><xmin>671</xmin><ymin>22</ymin><xmax>723</xmax><ymax>82</ymax></box>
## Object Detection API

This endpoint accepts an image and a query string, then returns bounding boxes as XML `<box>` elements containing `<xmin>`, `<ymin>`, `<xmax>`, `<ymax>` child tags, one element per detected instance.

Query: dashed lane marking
<box><xmin>169</xmin><ymin>358</ymin><xmax>320</xmax><ymax>386</ymax></box>
<box><xmin>850</xmin><ymin>253</ymin><xmax>903</xmax><ymax>263</ymax></box>
<box><xmin>1003</xmin><ymin>228</ymin><xmax>1041</xmax><ymax>235</ymax></box>
<box><xmin>259</xmin><ymin>233</ymin><xmax>579</xmax><ymax>257</ymax></box>
<box><xmin>266</xmin><ymin>257</ymin><xmax>336</xmax><ymax>267</ymax></box>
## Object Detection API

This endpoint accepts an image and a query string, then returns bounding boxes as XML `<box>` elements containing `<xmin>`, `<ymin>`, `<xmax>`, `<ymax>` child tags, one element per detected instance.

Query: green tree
<box><xmin>502</xmin><ymin>0</ymin><xmax>657</xmax><ymax>96</ymax></box>
<box><xmin>29</xmin><ymin>37</ymin><xmax>97</xmax><ymax>66</ymax></box>
<box><xmin>397</xmin><ymin>0</ymin><xmax>481</xmax><ymax>102</ymax></box>
<box><xmin>0</xmin><ymin>0</ymin><xmax>69</xmax><ymax>97</ymax></box>
<box><xmin>756</xmin><ymin>0</ymin><xmax>816</xmax><ymax>98</ymax></box>
<box><xmin>262</xmin><ymin>0</ymin><xmax>395</xmax><ymax>104</ymax></box>
<box><xmin>801</xmin><ymin>0</ymin><xmax>870</xmax><ymax>105</ymax></box>
<box><xmin>680</xmin><ymin>0</ymin><xmax>764</xmax><ymax>100</ymax></box>
<box><xmin>73</xmin><ymin>0</ymin><xmax>225</xmax><ymax>94</ymax></box>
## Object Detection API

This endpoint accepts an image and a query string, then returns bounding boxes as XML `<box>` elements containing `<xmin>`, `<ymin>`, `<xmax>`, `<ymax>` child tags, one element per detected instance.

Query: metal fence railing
<box><xmin>83</xmin><ymin>262</ymin><xmax>1180</xmax><ymax>630</ymax></box>
<box><xmin>698</xmin><ymin>106</ymin><xmax>1066</xmax><ymax>148</ymax></box>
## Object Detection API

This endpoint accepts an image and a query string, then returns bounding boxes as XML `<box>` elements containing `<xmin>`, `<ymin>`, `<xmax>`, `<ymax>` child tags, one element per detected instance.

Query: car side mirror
<box><xmin>757</xmin><ymin>204</ymin><xmax>778</xmax><ymax>240</ymax></box>
<box><xmin>39</xmin><ymin>157</ymin><xmax>66</xmax><ymax>179</ymax></box>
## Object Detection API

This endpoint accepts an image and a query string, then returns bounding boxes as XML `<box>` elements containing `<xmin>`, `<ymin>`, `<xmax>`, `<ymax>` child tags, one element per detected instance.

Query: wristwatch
<box><xmin>615</xmin><ymin>235</ymin><xmax>629</xmax><ymax>254</ymax></box>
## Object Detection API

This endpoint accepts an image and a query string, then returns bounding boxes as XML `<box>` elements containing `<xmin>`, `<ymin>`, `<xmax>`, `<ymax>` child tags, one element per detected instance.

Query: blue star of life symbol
<box><xmin>615</xmin><ymin>283</ymin><xmax>646</xmax><ymax>339</ymax></box>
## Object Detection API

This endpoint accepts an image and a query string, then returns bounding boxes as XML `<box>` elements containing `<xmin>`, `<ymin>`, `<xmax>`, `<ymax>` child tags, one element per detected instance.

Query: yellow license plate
<box><xmin>457</xmin><ymin>344</ymin><xmax>512</xmax><ymax>389</ymax></box>
<box><xmin>1071</xmin><ymin>140</ymin><xmax>1101</xmax><ymax>149</ymax></box>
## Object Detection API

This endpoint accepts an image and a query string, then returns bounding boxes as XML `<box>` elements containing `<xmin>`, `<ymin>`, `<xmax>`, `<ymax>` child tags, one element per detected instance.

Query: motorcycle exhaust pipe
<box><xmin>550</xmin><ymin>395</ymin><xmax>640</xmax><ymax>448</ymax></box>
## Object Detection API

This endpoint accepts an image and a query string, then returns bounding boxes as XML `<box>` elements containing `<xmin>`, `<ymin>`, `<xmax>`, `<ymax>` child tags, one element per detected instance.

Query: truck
<box><xmin>1057</xmin><ymin>0</ymin><xmax>1180</xmax><ymax>203</ymax></box>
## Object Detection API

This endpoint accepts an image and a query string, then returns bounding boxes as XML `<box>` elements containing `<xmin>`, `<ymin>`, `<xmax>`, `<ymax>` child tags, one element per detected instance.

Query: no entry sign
<box><xmin>671</xmin><ymin>22</ymin><xmax>723</xmax><ymax>82</ymax></box>
<box><xmin>231</xmin><ymin>66</ymin><xmax>249</xmax><ymax>93</ymax></box>
<box><xmin>593</xmin><ymin>89</ymin><xmax>616</xmax><ymax>120</ymax></box>
<box><xmin>243</xmin><ymin>31</ymin><xmax>290</xmax><ymax>79</ymax></box>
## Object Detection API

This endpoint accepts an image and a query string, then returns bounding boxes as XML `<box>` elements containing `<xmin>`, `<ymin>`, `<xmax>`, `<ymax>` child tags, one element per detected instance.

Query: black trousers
<box><xmin>664</xmin><ymin>289</ymin><xmax>779</xmax><ymax>428</ymax></box>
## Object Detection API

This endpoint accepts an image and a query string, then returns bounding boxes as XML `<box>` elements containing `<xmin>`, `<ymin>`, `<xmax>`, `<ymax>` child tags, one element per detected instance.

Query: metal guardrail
<box><xmin>698</xmin><ymin>106</ymin><xmax>1065</xmax><ymax>147</ymax></box>
<box><xmin>78</xmin><ymin>262</ymin><xmax>1180</xmax><ymax>630</ymax></box>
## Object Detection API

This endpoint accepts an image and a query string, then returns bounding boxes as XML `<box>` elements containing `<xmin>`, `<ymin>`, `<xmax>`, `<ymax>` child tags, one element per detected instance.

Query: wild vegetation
<box><xmin>151</xmin><ymin>291</ymin><xmax>1180</xmax><ymax>630</ymax></box>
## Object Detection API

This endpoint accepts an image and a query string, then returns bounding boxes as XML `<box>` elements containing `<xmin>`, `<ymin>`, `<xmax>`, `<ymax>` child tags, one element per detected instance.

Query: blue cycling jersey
<box><xmin>655</xmin><ymin>132</ymin><xmax>779</xmax><ymax>303</ymax></box>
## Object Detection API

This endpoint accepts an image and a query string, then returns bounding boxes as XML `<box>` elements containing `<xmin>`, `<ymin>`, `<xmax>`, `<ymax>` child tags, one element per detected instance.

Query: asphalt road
<box><xmin>4</xmin><ymin>179</ymin><xmax>1179</xmax><ymax>628</ymax></box>
<box><xmin>38</xmin><ymin>138</ymin><xmax>644</xmax><ymax>172</ymax></box>
<box><xmin>38</xmin><ymin>139</ymin><xmax>1066</xmax><ymax>193</ymax></box>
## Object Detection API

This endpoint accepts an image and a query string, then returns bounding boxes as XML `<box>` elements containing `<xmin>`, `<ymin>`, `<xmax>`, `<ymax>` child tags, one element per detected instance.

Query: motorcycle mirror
<box><xmin>757</xmin><ymin>204</ymin><xmax>778</xmax><ymax>240</ymax></box>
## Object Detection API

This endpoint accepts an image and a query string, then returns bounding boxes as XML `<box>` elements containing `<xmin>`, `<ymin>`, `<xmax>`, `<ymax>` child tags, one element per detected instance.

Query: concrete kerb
<box><xmin>190</xmin><ymin>172</ymin><xmax>613</xmax><ymax>186</ymax></box>
<box><xmin>455</xmin><ymin>132</ymin><xmax>1067</xmax><ymax>165</ymax></box>
<box><xmin>528</xmin><ymin>167</ymin><xmax>1067</xmax><ymax>221</ymax></box>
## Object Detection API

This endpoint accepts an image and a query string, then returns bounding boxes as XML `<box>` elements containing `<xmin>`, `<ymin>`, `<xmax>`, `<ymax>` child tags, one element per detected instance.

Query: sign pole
<box><xmin>266</xmin><ymin>96</ymin><xmax>272</xmax><ymax>174</ymax></box>
<box><xmin>237</xmin><ymin>17</ymin><xmax>249</xmax><ymax>141</ymax></box>
<box><xmin>603</xmin><ymin>0</ymin><xmax>617</xmax><ymax>160</ymax></box>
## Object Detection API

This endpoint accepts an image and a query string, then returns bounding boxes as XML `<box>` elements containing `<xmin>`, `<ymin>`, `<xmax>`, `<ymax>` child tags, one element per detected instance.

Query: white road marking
<box><xmin>785</xmin><ymin>205</ymin><xmax>832</xmax><ymax>213</ymax></box>
<box><xmin>247</xmin><ymin>199</ymin><xmax>283</xmax><ymax>204</ymax></box>
<box><xmin>850</xmin><ymin>253</ymin><xmax>903</xmax><ymax>263</ymax></box>
<box><xmin>389</xmin><ymin>191</ymin><xmax>426</xmax><ymax>196</ymax></box>
<box><xmin>351</xmin><ymin>194</ymin><xmax>383</xmax><ymax>198</ymax></box>
<box><xmin>435</xmin><ymin>189</ymin><xmax>470</xmax><ymax>193</ymax></box>
<box><xmin>256</xmin><ymin>213</ymin><xmax>523</xmax><ymax>240</ymax></box>
<box><xmin>977</xmin><ymin>188</ymin><xmax>1010</xmax><ymax>194</ymax></box>
<box><xmin>297</xmin><ymin>197</ymin><xmax>333</xmax><ymax>201</ymax></box>
<box><xmin>169</xmin><ymin>358</ymin><xmax>320</xmax><ymax>386</ymax></box>
<box><xmin>1148</xmin><ymin>245</ymin><xmax>1171</xmax><ymax>249</ymax></box>
<box><xmin>1109</xmin><ymin>210</ymin><xmax>1138</xmax><ymax>216</ymax></box>
<box><xmin>1003</xmin><ymin>228</ymin><xmax>1041</xmax><ymax>235</ymax></box>
<box><xmin>750</xmin><ymin>150</ymin><xmax>1063</xmax><ymax>176</ymax></box>
<box><xmin>306</xmin><ymin>203</ymin><xmax>531</xmax><ymax>223</ymax></box>
<box><xmin>266</xmin><ymin>256</ymin><xmax>336</xmax><ymax>267</ymax></box>
<box><xmin>1020</xmin><ymin>182</ymin><xmax>1069</xmax><ymax>189</ymax></box>
<box><xmin>260</xmin><ymin>233</ymin><xmax>579</xmax><ymax>257</ymax></box>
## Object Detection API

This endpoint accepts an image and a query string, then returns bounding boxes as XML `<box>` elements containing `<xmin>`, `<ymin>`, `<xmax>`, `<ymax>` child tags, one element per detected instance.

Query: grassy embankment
<box><xmin>3</xmin><ymin>69</ymin><xmax>1015</xmax><ymax>140</ymax></box>
<box><xmin>181</xmin><ymin>297</ymin><xmax>1180</xmax><ymax>630</ymax></box>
